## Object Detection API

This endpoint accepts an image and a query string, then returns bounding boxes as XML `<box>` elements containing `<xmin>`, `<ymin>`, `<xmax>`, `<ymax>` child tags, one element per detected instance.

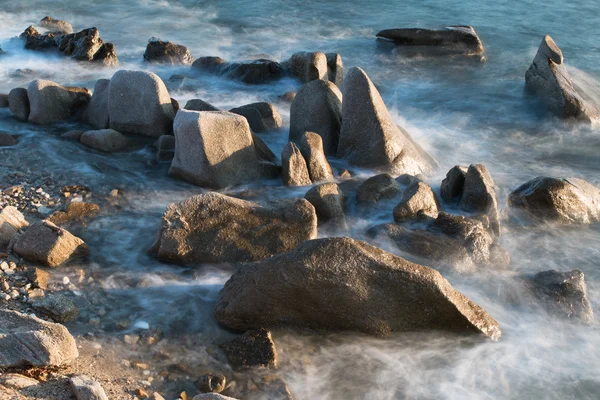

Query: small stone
<box><xmin>197</xmin><ymin>374</ymin><xmax>226</xmax><ymax>394</ymax></box>
<box><xmin>220</xmin><ymin>328</ymin><xmax>277</xmax><ymax>369</ymax></box>
<box><xmin>70</xmin><ymin>375</ymin><xmax>109</xmax><ymax>400</ymax></box>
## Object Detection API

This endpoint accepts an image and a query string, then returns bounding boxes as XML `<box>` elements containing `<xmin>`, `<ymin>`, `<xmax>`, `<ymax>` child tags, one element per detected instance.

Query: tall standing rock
<box><xmin>281</xmin><ymin>142</ymin><xmax>312</xmax><ymax>187</ymax></box>
<box><xmin>108</xmin><ymin>70</ymin><xmax>175</xmax><ymax>137</ymax></box>
<box><xmin>286</xmin><ymin>51</ymin><xmax>328</xmax><ymax>83</ymax></box>
<box><xmin>337</xmin><ymin>67</ymin><xmax>435</xmax><ymax>175</ymax></box>
<box><xmin>27</xmin><ymin>80</ymin><xmax>91</xmax><ymax>125</ymax></box>
<box><xmin>326</xmin><ymin>53</ymin><xmax>344</xmax><ymax>86</ymax></box>
<box><xmin>441</xmin><ymin>165</ymin><xmax>467</xmax><ymax>203</ymax></box>
<box><xmin>459</xmin><ymin>164</ymin><xmax>500</xmax><ymax>235</ymax></box>
<box><xmin>298</xmin><ymin>132</ymin><xmax>333</xmax><ymax>183</ymax></box>
<box><xmin>86</xmin><ymin>79</ymin><xmax>110</xmax><ymax>129</ymax></box>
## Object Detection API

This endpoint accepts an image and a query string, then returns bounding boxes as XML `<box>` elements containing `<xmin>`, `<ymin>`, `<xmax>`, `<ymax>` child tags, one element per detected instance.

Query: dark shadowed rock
<box><xmin>0</xmin><ymin>132</ymin><xmax>18</xmax><ymax>147</ymax></box>
<box><xmin>8</xmin><ymin>88</ymin><xmax>30</xmax><ymax>122</ymax></box>
<box><xmin>62</xmin><ymin>130</ymin><xmax>84</xmax><ymax>141</ymax></box>
<box><xmin>47</xmin><ymin>201</ymin><xmax>100</xmax><ymax>227</ymax></box>
<box><xmin>220</xmin><ymin>328</ymin><xmax>277</xmax><ymax>369</ymax></box>
<box><xmin>80</xmin><ymin>129</ymin><xmax>130</xmax><ymax>152</ymax></box>
<box><xmin>33</xmin><ymin>293</ymin><xmax>79</xmax><ymax>323</ymax></box>
<box><xmin>55</xmin><ymin>27</ymin><xmax>118</xmax><ymax>66</ymax></box>
<box><xmin>0</xmin><ymin>94</ymin><xmax>8</xmax><ymax>108</ymax></box>
<box><xmin>356</xmin><ymin>173</ymin><xmax>401</xmax><ymax>205</ymax></box>
<box><xmin>337</xmin><ymin>67</ymin><xmax>436</xmax><ymax>175</ymax></box>
<box><xmin>441</xmin><ymin>165</ymin><xmax>467</xmax><ymax>203</ymax></box>
<box><xmin>156</xmin><ymin>135</ymin><xmax>175</xmax><ymax>162</ymax></box>
<box><xmin>27</xmin><ymin>80</ymin><xmax>91</xmax><ymax>125</ymax></box>
<box><xmin>376</xmin><ymin>26</ymin><xmax>484</xmax><ymax>56</ymax></box>
<box><xmin>185</xmin><ymin>99</ymin><xmax>220</xmax><ymax>112</ymax></box>
<box><xmin>70</xmin><ymin>375</ymin><xmax>109</xmax><ymax>400</ymax></box>
<box><xmin>393</xmin><ymin>181</ymin><xmax>439</xmax><ymax>222</ymax></box>
<box><xmin>20</xmin><ymin>26</ymin><xmax>57</xmax><ymax>51</ymax></box>
<box><xmin>0</xmin><ymin>206</ymin><xmax>28</xmax><ymax>249</ymax></box>
<box><xmin>150</xmin><ymin>192</ymin><xmax>317</xmax><ymax>265</ymax></box>
<box><xmin>525</xmin><ymin>35</ymin><xmax>599</xmax><ymax>122</ymax></box>
<box><xmin>230</xmin><ymin>102</ymin><xmax>282</xmax><ymax>133</ymax></box>
<box><xmin>285</xmin><ymin>51</ymin><xmax>328</xmax><ymax>83</ymax></box>
<box><xmin>298</xmin><ymin>132</ymin><xmax>333</xmax><ymax>183</ymax></box>
<box><xmin>192</xmin><ymin>56</ymin><xmax>227</xmax><ymax>72</ymax></box>
<box><xmin>279</xmin><ymin>91</ymin><xmax>296</xmax><ymax>102</ymax></box>
<box><xmin>193</xmin><ymin>57</ymin><xmax>285</xmax><ymax>84</ymax></box>
<box><xmin>304</xmin><ymin>182</ymin><xmax>347</xmax><ymax>231</ymax></box>
<box><xmin>86</xmin><ymin>79</ymin><xmax>110</xmax><ymax>129</ymax></box>
<box><xmin>215</xmin><ymin>237</ymin><xmax>501</xmax><ymax>339</ymax></box>
<box><xmin>326</xmin><ymin>53</ymin><xmax>343</xmax><ymax>86</ymax></box>
<box><xmin>171</xmin><ymin>98</ymin><xmax>180</xmax><ymax>114</ymax></box>
<box><xmin>460</xmin><ymin>164</ymin><xmax>500</xmax><ymax>235</ymax></box>
<box><xmin>281</xmin><ymin>142</ymin><xmax>312</xmax><ymax>187</ymax></box>
<box><xmin>508</xmin><ymin>176</ymin><xmax>600</xmax><ymax>224</ymax></box>
<box><xmin>289</xmin><ymin>79</ymin><xmax>342</xmax><ymax>155</ymax></box>
<box><xmin>144</xmin><ymin>38</ymin><xmax>193</xmax><ymax>65</ymax></box>
<box><xmin>251</xmin><ymin>133</ymin><xmax>277</xmax><ymax>163</ymax></box>
<box><xmin>40</xmin><ymin>16</ymin><xmax>73</xmax><ymax>34</ymax></box>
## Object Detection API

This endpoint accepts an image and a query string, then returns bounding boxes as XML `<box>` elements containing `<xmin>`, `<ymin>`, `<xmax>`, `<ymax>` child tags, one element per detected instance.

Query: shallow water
<box><xmin>1</xmin><ymin>0</ymin><xmax>600</xmax><ymax>399</ymax></box>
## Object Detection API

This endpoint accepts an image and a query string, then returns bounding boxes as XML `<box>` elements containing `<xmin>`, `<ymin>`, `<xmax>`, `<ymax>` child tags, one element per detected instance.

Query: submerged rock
<box><xmin>215</xmin><ymin>237</ymin><xmax>501</xmax><ymax>339</ymax></box>
<box><xmin>8</xmin><ymin>88</ymin><xmax>30</xmax><ymax>122</ymax></box>
<box><xmin>285</xmin><ymin>51</ymin><xmax>328</xmax><ymax>83</ymax></box>
<box><xmin>86</xmin><ymin>78</ymin><xmax>110</xmax><ymax>129</ymax></box>
<box><xmin>0</xmin><ymin>132</ymin><xmax>18</xmax><ymax>146</ymax></box>
<box><xmin>144</xmin><ymin>38</ymin><xmax>193</xmax><ymax>65</ymax></box>
<box><xmin>47</xmin><ymin>201</ymin><xmax>100</xmax><ymax>226</ymax></box>
<box><xmin>0</xmin><ymin>93</ymin><xmax>8</xmax><ymax>108</ymax></box>
<box><xmin>192</xmin><ymin>57</ymin><xmax>285</xmax><ymax>84</ymax></box>
<box><xmin>525</xmin><ymin>35</ymin><xmax>599</xmax><ymax>122</ymax></box>
<box><xmin>80</xmin><ymin>129</ymin><xmax>130</xmax><ymax>152</ymax></box>
<box><xmin>40</xmin><ymin>16</ymin><xmax>73</xmax><ymax>34</ymax></box>
<box><xmin>70</xmin><ymin>375</ymin><xmax>109</xmax><ymax>400</ymax></box>
<box><xmin>150</xmin><ymin>192</ymin><xmax>317</xmax><ymax>265</ymax></box>
<box><xmin>220</xmin><ymin>328</ymin><xmax>277</xmax><ymax>369</ymax></box>
<box><xmin>281</xmin><ymin>142</ymin><xmax>312</xmax><ymax>187</ymax></box>
<box><xmin>27</xmin><ymin>80</ymin><xmax>91</xmax><ymax>125</ymax></box>
<box><xmin>0</xmin><ymin>206</ymin><xmax>28</xmax><ymax>249</ymax></box>
<box><xmin>230</xmin><ymin>102</ymin><xmax>283</xmax><ymax>133</ymax></box>
<box><xmin>356</xmin><ymin>173</ymin><xmax>401</xmax><ymax>205</ymax></box>
<box><xmin>393</xmin><ymin>181</ymin><xmax>440</xmax><ymax>222</ymax></box>
<box><xmin>376</xmin><ymin>26</ymin><xmax>484</xmax><ymax>56</ymax></box>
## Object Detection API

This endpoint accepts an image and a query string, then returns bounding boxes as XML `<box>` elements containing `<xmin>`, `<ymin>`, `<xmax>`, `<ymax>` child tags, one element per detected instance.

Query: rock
<box><xmin>27</xmin><ymin>80</ymin><xmax>91</xmax><ymax>125</ymax></box>
<box><xmin>220</xmin><ymin>328</ymin><xmax>277</xmax><ymax>370</ymax></box>
<box><xmin>8</xmin><ymin>88</ymin><xmax>31</xmax><ymax>122</ymax></box>
<box><xmin>20</xmin><ymin>26</ymin><xmax>57</xmax><ymax>51</ymax></box>
<box><xmin>171</xmin><ymin>98</ymin><xmax>180</xmax><ymax>114</ymax></box>
<box><xmin>108</xmin><ymin>70</ymin><xmax>175</xmax><ymax>137</ymax></box>
<box><xmin>62</xmin><ymin>130</ymin><xmax>85</xmax><ymax>141</ymax></box>
<box><xmin>27</xmin><ymin>267</ymin><xmax>50</xmax><ymax>289</ymax></box>
<box><xmin>192</xmin><ymin>57</ymin><xmax>285</xmax><ymax>84</ymax></box>
<box><xmin>356</xmin><ymin>173</ymin><xmax>401</xmax><ymax>204</ymax></box>
<box><xmin>149</xmin><ymin>192</ymin><xmax>317</xmax><ymax>265</ymax></box>
<box><xmin>524</xmin><ymin>270</ymin><xmax>593</xmax><ymax>324</ymax></box>
<box><xmin>326</xmin><ymin>53</ymin><xmax>343</xmax><ymax>86</ymax></box>
<box><xmin>168</xmin><ymin>110</ymin><xmax>262</xmax><ymax>188</ymax></box>
<box><xmin>144</xmin><ymin>38</ymin><xmax>193</xmax><ymax>65</ymax></box>
<box><xmin>304</xmin><ymin>183</ymin><xmax>347</xmax><ymax>230</ymax></box>
<box><xmin>289</xmin><ymin>79</ymin><xmax>342</xmax><ymax>155</ymax></box>
<box><xmin>192</xmin><ymin>56</ymin><xmax>227</xmax><ymax>72</ymax></box>
<box><xmin>40</xmin><ymin>16</ymin><xmax>73</xmax><ymax>33</ymax></box>
<box><xmin>47</xmin><ymin>201</ymin><xmax>100</xmax><ymax>226</ymax></box>
<box><xmin>459</xmin><ymin>164</ymin><xmax>500</xmax><ymax>235</ymax></box>
<box><xmin>0</xmin><ymin>206</ymin><xmax>28</xmax><ymax>249</ymax></box>
<box><xmin>252</xmin><ymin>133</ymin><xmax>277</xmax><ymax>163</ymax></box>
<box><xmin>156</xmin><ymin>135</ymin><xmax>176</xmax><ymax>162</ymax></box>
<box><xmin>0</xmin><ymin>132</ymin><xmax>17</xmax><ymax>146</ymax></box>
<box><xmin>0</xmin><ymin>94</ymin><xmax>8</xmax><ymax>108</ymax></box>
<box><xmin>286</xmin><ymin>51</ymin><xmax>328</xmax><ymax>83</ymax></box>
<box><xmin>376</xmin><ymin>26</ymin><xmax>484</xmax><ymax>56</ymax></box>
<box><xmin>298</xmin><ymin>132</ymin><xmax>333</xmax><ymax>182</ymax></box>
<box><xmin>70</xmin><ymin>375</ymin><xmax>109</xmax><ymax>400</ymax></box>
<box><xmin>339</xmin><ymin>169</ymin><xmax>352</xmax><ymax>180</ymax></box>
<box><xmin>192</xmin><ymin>394</ymin><xmax>239</xmax><ymax>400</ymax></box>
<box><xmin>33</xmin><ymin>293</ymin><xmax>79</xmax><ymax>323</ymax></box>
<box><xmin>185</xmin><ymin>99</ymin><xmax>220</xmax><ymax>112</ymax></box>
<box><xmin>0</xmin><ymin>373</ymin><xmax>39</xmax><ymax>389</ymax></box>
<box><xmin>281</xmin><ymin>142</ymin><xmax>311</xmax><ymax>187</ymax></box>
<box><xmin>337</xmin><ymin>67</ymin><xmax>435</xmax><ymax>175</ymax></box>
<box><xmin>525</xmin><ymin>35</ymin><xmax>599</xmax><ymax>122</ymax></box>
<box><xmin>0</xmin><ymin>309</ymin><xmax>78</xmax><ymax>368</ymax></box>
<box><xmin>86</xmin><ymin>79</ymin><xmax>110</xmax><ymax>129</ymax></box>
<box><xmin>80</xmin><ymin>129</ymin><xmax>130</xmax><ymax>152</ymax></box>
<box><xmin>230</xmin><ymin>102</ymin><xmax>282</xmax><ymax>133</ymax></box>
<box><xmin>440</xmin><ymin>165</ymin><xmax>467</xmax><ymax>203</ymax></box>
<box><xmin>13</xmin><ymin>220</ymin><xmax>88</xmax><ymax>267</ymax></box>
<box><xmin>393</xmin><ymin>181</ymin><xmax>439</xmax><ymax>222</ymax></box>
<box><xmin>197</xmin><ymin>374</ymin><xmax>226</xmax><ymax>393</ymax></box>
<box><xmin>279</xmin><ymin>91</ymin><xmax>296</xmax><ymax>102</ymax></box>
<box><xmin>55</xmin><ymin>27</ymin><xmax>118</xmax><ymax>66</ymax></box>
<box><xmin>215</xmin><ymin>237</ymin><xmax>501</xmax><ymax>339</ymax></box>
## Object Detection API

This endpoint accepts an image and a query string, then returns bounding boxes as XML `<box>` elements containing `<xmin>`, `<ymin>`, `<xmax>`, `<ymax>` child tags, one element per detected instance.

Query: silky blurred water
<box><xmin>1</xmin><ymin>0</ymin><xmax>600</xmax><ymax>399</ymax></box>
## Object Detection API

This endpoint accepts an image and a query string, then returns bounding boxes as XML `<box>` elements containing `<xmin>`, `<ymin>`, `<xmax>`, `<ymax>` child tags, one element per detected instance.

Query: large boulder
<box><xmin>376</xmin><ymin>26</ymin><xmax>484</xmax><ymax>56</ymax></box>
<box><xmin>55</xmin><ymin>27</ymin><xmax>118</xmax><ymax>66</ymax></box>
<box><xmin>459</xmin><ymin>164</ymin><xmax>500</xmax><ymax>235</ymax></box>
<box><xmin>149</xmin><ymin>192</ymin><xmax>317</xmax><ymax>265</ymax></box>
<box><xmin>508</xmin><ymin>176</ymin><xmax>600</xmax><ymax>224</ymax></box>
<box><xmin>281</xmin><ymin>142</ymin><xmax>312</xmax><ymax>187</ymax></box>
<box><xmin>0</xmin><ymin>206</ymin><xmax>28</xmax><ymax>249</ymax></box>
<box><xmin>337</xmin><ymin>67</ymin><xmax>436</xmax><ymax>175</ymax></box>
<box><xmin>298</xmin><ymin>131</ymin><xmax>333</xmax><ymax>183</ymax></box>
<box><xmin>143</xmin><ymin>38</ymin><xmax>193</xmax><ymax>65</ymax></box>
<box><xmin>86</xmin><ymin>79</ymin><xmax>110</xmax><ymax>129</ymax></box>
<box><xmin>289</xmin><ymin>79</ymin><xmax>343</xmax><ymax>155</ymax></box>
<box><xmin>525</xmin><ymin>35</ymin><xmax>599</xmax><ymax>122</ymax></box>
<box><xmin>8</xmin><ymin>88</ymin><xmax>30</xmax><ymax>121</ymax></box>
<box><xmin>326</xmin><ymin>53</ymin><xmax>343</xmax><ymax>86</ymax></box>
<box><xmin>230</xmin><ymin>102</ymin><xmax>282</xmax><ymax>133</ymax></box>
<box><xmin>0</xmin><ymin>309</ymin><xmax>78</xmax><ymax>368</ymax></box>
<box><xmin>40</xmin><ymin>16</ymin><xmax>73</xmax><ymax>34</ymax></box>
<box><xmin>80</xmin><ymin>129</ymin><xmax>130</xmax><ymax>153</ymax></box>
<box><xmin>169</xmin><ymin>110</ymin><xmax>262</xmax><ymax>188</ymax></box>
<box><xmin>393</xmin><ymin>181</ymin><xmax>439</xmax><ymax>222</ymax></box>
<box><xmin>285</xmin><ymin>51</ymin><xmax>328</xmax><ymax>83</ymax></box>
<box><xmin>13</xmin><ymin>220</ymin><xmax>88</xmax><ymax>267</ymax></box>
<box><xmin>304</xmin><ymin>182</ymin><xmax>347</xmax><ymax>231</ymax></box>
<box><xmin>192</xmin><ymin>57</ymin><xmax>285</xmax><ymax>84</ymax></box>
<box><xmin>215</xmin><ymin>237</ymin><xmax>501</xmax><ymax>339</ymax></box>
<box><xmin>108</xmin><ymin>70</ymin><xmax>175</xmax><ymax>137</ymax></box>
<box><xmin>27</xmin><ymin>80</ymin><xmax>91</xmax><ymax>125</ymax></box>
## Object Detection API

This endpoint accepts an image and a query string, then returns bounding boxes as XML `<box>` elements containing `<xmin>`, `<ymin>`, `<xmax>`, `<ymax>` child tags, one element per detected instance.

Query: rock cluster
<box><xmin>281</xmin><ymin>132</ymin><xmax>333</xmax><ymax>187</ymax></box>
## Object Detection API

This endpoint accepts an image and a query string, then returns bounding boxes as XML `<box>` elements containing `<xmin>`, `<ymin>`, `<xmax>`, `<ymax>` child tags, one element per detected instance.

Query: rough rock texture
<box><xmin>376</xmin><ymin>26</ymin><xmax>484</xmax><ymax>56</ymax></box>
<box><xmin>326</xmin><ymin>53</ymin><xmax>344</xmax><ymax>86</ymax></box>
<box><xmin>40</xmin><ymin>16</ymin><xmax>73</xmax><ymax>34</ymax></box>
<box><xmin>289</xmin><ymin>79</ymin><xmax>343</xmax><ymax>155</ymax></box>
<box><xmin>70</xmin><ymin>375</ymin><xmax>109</xmax><ymax>400</ymax></box>
<box><xmin>20</xmin><ymin>26</ymin><xmax>60</xmax><ymax>51</ymax></box>
<box><xmin>230</xmin><ymin>102</ymin><xmax>282</xmax><ymax>133</ymax></box>
<box><xmin>168</xmin><ymin>110</ymin><xmax>262</xmax><ymax>189</ymax></box>
<box><xmin>144</xmin><ymin>38</ymin><xmax>193</xmax><ymax>65</ymax></box>
<box><xmin>441</xmin><ymin>165</ymin><xmax>467</xmax><ymax>203</ymax></box>
<box><xmin>149</xmin><ymin>192</ymin><xmax>317</xmax><ymax>265</ymax></box>
<box><xmin>156</xmin><ymin>135</ymin><xmax>175</xmax><ymax>162</ymax></box>
<box><xmin>33</xmin><ymin>293</ymin><xmax>79</xmax><ymax>323</ymax></box>
<box><xmin>281</xmin><ymin>142</ymin><xmax>312</xmax><ymax>187</ymax></box>
<box><xmin>13</xmin><ymin>220</ymin><xmax>88</xmax><ymax>267</ymax></box>
<box><xmin>220</xmin><ymin>328</ymin><xmax>277</xmax><ymax>369</ymax></box>
<box><xmin>192</xmin><ymin>57</ymin><xmax>285</xmax><ymax>84</ymax></box>
<box><xmin>286</xmin><ymin>51</ymin><xmax>328</xmax><ymax>83</ymax></box>
<box><xmin>47</xmin><ymin>202</ymin><xmax>100</xmax><ymax>226</ymax></box>
<box><xmin>27</xmin><ymin>80</ymin><xmax>91</xmax><ymax>125</ymax></box>
<box><xmin>460</xmin><ymin>164</ymin><xmax>500</xmax><ymax>235</ymax></box>
<box><xmin>80</xmin><ymin>129</ymin><xmax>129</xmax><ymax>152</ymax></box>
<box><xmin>393</xmin><ymin>181</ymin><xmax>440</xmax><ymax>222</ymax></box>
<box><xmin>525</xmin><ymin>35</ymin><xmax>599</xmax><ymax>122</ymax></box>
<box><xmin>356</xmin><ymin>173</ymin><xmax>401</xmax><ymax>204</ymax></box>
<box><xmin>108</xmin><ymin>70</ymin><xmax>175</xmax><ymax>137</ymax></box>
<box><xmin>524</xmin><ymin>269</ymin><xmax>594</xmax><ymax>324</ymax></box>
<box><xmin>0</xmin><ymin>309</ymin><xmax>78</xmax><ymax>368</ymax></box>
<box><xmin>508</xmin><ymin>177</ymin><xmax>600</xmax><ymax>224</ymax></box>
<box><xmin>197</xmin><ymin>374</ymin><xmax>226</xmax><ymax>394</ymax></box>
<box><xmin>215</xmin><ymin>237</ymin><xmax>501</xmax><ymax>339</ymax></box>
<box><xmin>8</xmin><ymin>88</ymin><xmax>30</xmax><ymax>122</ymax></box>
<box><xmin>251</xmin><ymin>133</ymin><xmax>277</xmax><ymax>163</ymax></box>
<box><xmin>0</xmin><ymin>206</ymin><xmax>28</xmax><ymax>249</ymax></box>
<box><xmin>86</xmin><ymin>79</ymin><xmax>110</xmax><ymax>129</ymax></box>
<box><xmin>337</xmin><ymin>67</ymin><xmax>436</xmax><ymax>175</ymax></box>
<box><xmin>185</xmin><ymin>99</ymin><xmax>220</xmax><ymax>112</ymax></box>
<box><xmin>298</xmin><ymin>131</ymin><xmax>333</xmax><ymax>182</ymax></box>
<box><xmin>304</xmin><ymin>183</ymin><xmax>347</xmax><ymax>230</ymax></box>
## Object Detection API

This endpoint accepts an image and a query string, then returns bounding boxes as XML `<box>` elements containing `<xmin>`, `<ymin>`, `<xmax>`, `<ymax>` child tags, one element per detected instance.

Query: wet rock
<box><xmin>337</xmin><ymin>67</ymin><xmax>436</xmax><ymax>175</ymax></box>
<box><xmin>169</xmin><ymin>110</ymin><xmax>262</xmax><ymax>188</ymax></box>
<box><xmin>298</xmin><ymin>131</ymin><xmax>333</xmax><ymax>182</ymax></box>
<box><xmin>459</xmin><ymin>164</ymin><xmax>500</xmax><ymax>235</ymax></box>
<box><xmin>197</xmin><ymin>374</ymin><xmax>226</xmax><ymax>393</ymax></box>
<box><xmin>376</xmin><ymin>26</ymin><xmax>484</xmax><ymax>56</ymax></box>
<box><xmin>47</xmin><ymin>201</ymin><xmax>100</xmax><ymax>226</ymax></box>
<box><xmin>20</xmin><ymin>26</ymin><xmax>57</xmax><ymax>51</ymax></box>
<box><xmin>279</xmin><ymin>91</ymin><xmax>296</xmax><ymax>102</ymax></box>
<box><xmin>0</xmin><ymin>373</ymin><xmax>39</xmax><ymax>389</ymax></box>
<box><xmin>13</xmin><ymin>220</ymin><xmax>88</xmax><ymax>267</ymax></box>
<box><xmin>230</xmin><ymin>102</ymin><xmax>282</xmax><ymax>133</ymax></box>
<box><xmin>0</xmin><ymin>206</ymin><xmax>28</xmax><ymax>249</ymax></box>
<box><xmin>171</xmin><ymin>98</ymin><xmax>180</xmax><ymax>114</ymax></box>
<box><xmin>70</xmin><ymin>375</ymin><xmax>109</xmax><ymax>400</ymax></box>
<box><xmin>108</xmin><ymin>70</ymin><xmax>175</xmax><ymax>137</ymax></box>
<box><xmin>8</xmin><ymin>87</ymin><xmax>31</xmax><ymax>122</ymax></box>
<box><xmin>192</xmin><ymin>57</ymin><xmax>285</xmax><ymax>84</ymax></box>
<box><xmin>156</xmin><ymin>135</ymin><xmax>176</xmax><ymax>162</ymax></box>
<box><xmin>40</xmin><ymin>16</ymin><xmax>73</xmax><ymax>34</ymax></box>
<box><xmin>326</xmin><ymin>53</ymin><xmax>343</xmax><ymax>86</ymax></box>
<box><xmin>62</xmin><ymin>130</ymin><xmax>85</xmax><ymax>141</ymax></box>
<box><xmin>56</xmin><ymin>27</ymin><xmax>118</xmax><ymax>66</ymax></box>
<box><xmin>0</xmin><ymin>309</ymin><xmax>78</xmax><ymax>368</ymax></box>
<box><xmin>289</xmin><ymin>79</ymin><xmax>342</xmax><ymax>155</ymax></box>
<box><xmin>149</xmin><ymin>192</ymin><xmax>317</xmax><ymax>265</ymax></box>
<box><xmin>440</xmin><ymin>165</ymin><xmax>467</xmax><ymax>203</ymax></box>
<box><xmin>508</xmin><ymin>177</ymin><xmax>600</xmax><ymax>224</ymax></box>
<box><xmin>0</xmin><ymin>94</ymin><xmax>8</xmax><ymax>108</ymax></box>
<box><xmin>192</xmin><ymin>394</ymin><xmax>238</xmax><ymax>400</ymax></box>
<box><xmin>80</xmin><ymin>129</ymin><xmax>130</xmax><ymax>152</ymax></box>
<box><xmin>221</xmin><ymin>328</ymin><xmax>277</xmax><ymax>369</ymax></box>
<box><xmin>281</xmin><ymin>142</ymin><xmax>311</xmax><ymax>187</ymax></box>
<box><xmin>144</xmin><ymin>38</ymin><xmax>193</xmax><ymax>65</ymax></box>
<box><xmin>27</xmin><ymin>267</ymin><xmax>50</xmax><ymax>289</ymax></box>
<box><xmin>252</xmin><ymin>133</ymin><xmax>277</xmax><ymax>163</ymax></box>
<box><xmin>285</xmin><ymin>51</ymin><xmax>328</xmax><ymax>83</ymax></box>
<box><xmin>393</xmin><ymin>181</ymin><xmax>440</xmax><ymax>222</ymax></box>
<box><xmin>185</xmin><ymin>99</ymin><xmax>220</xmax><ymax>112</ymax></box>
<box><xmin>33</xmin><ymin>293</ymin><xmax>79</xmax><ymax>323</ymax></box>
<box><xmin>525</xmin><ymin>35</ymin><xmax>599</xmax><ymax>122</ymax></box>
<box><xmin>0</xmin><ymin>132</ymin><xmax>17</xmax><ymax>146</ymax></box>
<box><xmin>215</xmin><ymin>237</ymin><xmax>501</xmax><ymax>339</ymax></box>
<box><xmin>524</xmin><ymin>269</ymin><xmax>593</xmax><ymax>324</ymax></box>
<box><xmin>86</xmin><ymin>78</ymin><xmax>110</xmax><ymax>129</ymax></box>
<box><xmin>27</xmin><ymin>80</ymin><xmax>91</xmax><ymax>125</ymax></box>
<box><xmin>356</xmin><ymin>173</ymin><xmax>401</xmax><ymax>204</ymax></box>
<box><xmin>304</xmin><ymin>182</ymin><xmax>347</xmax><ymax>231</ymax></box>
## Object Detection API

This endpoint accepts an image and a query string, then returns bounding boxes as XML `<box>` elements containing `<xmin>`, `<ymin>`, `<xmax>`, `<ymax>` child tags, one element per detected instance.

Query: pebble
<box><xmin>62</xmin><ymin>276</ymin><xmax>71</xmax><ymax>285</ymax></box>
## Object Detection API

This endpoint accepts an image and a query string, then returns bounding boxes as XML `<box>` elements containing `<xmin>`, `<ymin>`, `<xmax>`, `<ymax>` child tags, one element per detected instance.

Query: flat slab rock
<box><xmin>376</xmin><ymin>26</ymin><xmax>484</xmax><ymax>56</ymax></box>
